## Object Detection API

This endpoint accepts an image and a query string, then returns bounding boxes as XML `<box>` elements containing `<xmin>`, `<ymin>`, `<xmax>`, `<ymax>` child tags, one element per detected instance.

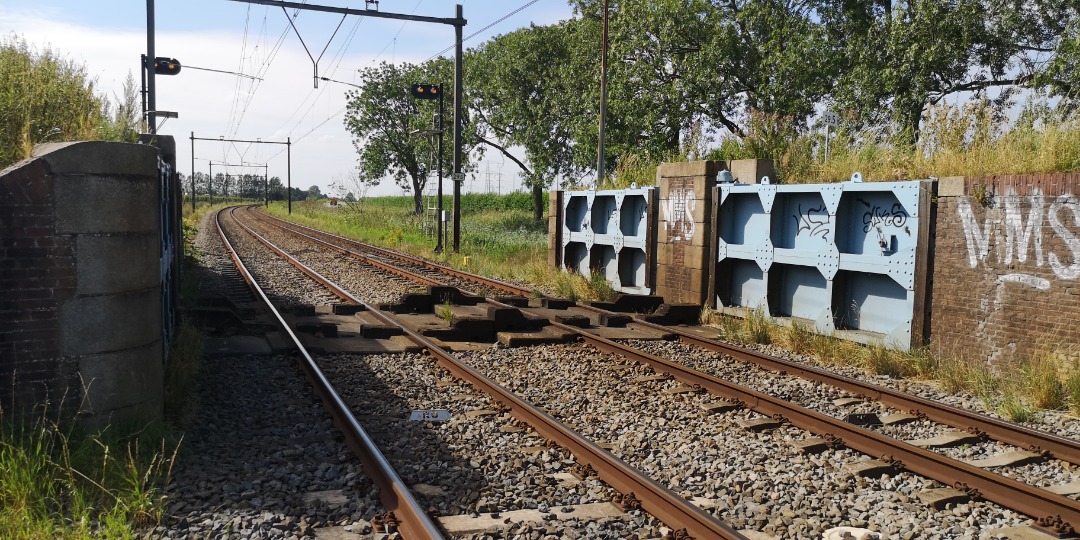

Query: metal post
<box><xmin>435</xmin><ymin>86</ymin><xmax>445</xmax><ymax>254</ymax></box>
<box><xmin>189</xmin><ymin>132</ymin><xmax>195</xmax><ymax>212</ymax></box>
<box><xmin>287</xmin><ymin>137</ymin><xmax>292</xmax><ymax>214</ymax></box>
<box><xmin>264</xmin><ymin>165</ymin><xmax>269</xmax><ymax>207</ymax></box>
<box><xmin>596</xmin><ymin>0</ymin><xmax>608</xmax><ymax>186</ymax></box>
<box><xmin>209</xmin><ymin>162</ymin><xmax>214</xmax><ymax>206</ymax></box>
<box><xmin>825</xmin><ymin>124</ymin><xmax>831</xmax><ymax>163</ymax></box>
<box><xmin>146</xmin><ymin>0</ymin><xmax>156</xmax><ymax>135</ymax></box>
<box><xmin>141</xmin><ymin>54</ymin><xmax>148</xmax><ymax>132</ymax></box>
<box><xmin>452</xmin><ymin>3</ymin><xmax>463</xmax><ymax>253</ymax></box>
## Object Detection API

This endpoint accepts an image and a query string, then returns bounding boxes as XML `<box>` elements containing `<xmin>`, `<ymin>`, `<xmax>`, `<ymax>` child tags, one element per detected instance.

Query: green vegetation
<box><xmin>342</xmin><ymin>0</ymin><xmax>1078</xmax><ymax>221</ymax></box>
<box><xmin>0</xmin><ymin>34</ymin><xmax>140</xmax><ymax>169</ymax></box>
<box><xmin>0</xmin><ymin>408</ymin><xmax>180</xmax><ymax>539</ymax></box>
<box><xmin>704</xmin><ymin>309</ymin><xmax>1080</xmax><ymax>420</ymax></box>
<box><xmin>436</xmin><ymin>297</ymin><xmax>454</xmax><ymax>326</ymax></box>
<box><xmin>0</xmin><ymin>303</ymin><xmax>205</xmax><ymax>540</ymax></box>
<box><xmin>264</xmin><ymin>196</ymin><xmax>570</xmax><ymax>292</ymax></box>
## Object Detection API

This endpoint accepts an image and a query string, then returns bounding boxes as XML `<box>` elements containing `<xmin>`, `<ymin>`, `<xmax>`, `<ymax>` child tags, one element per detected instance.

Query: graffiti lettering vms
<box><xmin>663</xmin><ymin>187</ymin><xmax>696</xmax><ymax>244</ymax></box>
<box><xmin>958</xmin><ymin>189</ymin><xmax>1080</xmax><ymax>285</ymax></box>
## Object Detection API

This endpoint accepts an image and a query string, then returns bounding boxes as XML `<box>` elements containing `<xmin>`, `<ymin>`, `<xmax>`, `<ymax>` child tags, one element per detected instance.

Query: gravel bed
<box><xmin>220</xmin><ymin>210</ymin><xmax>342</xmax><ymax>309</ymax></box>
<box><xmin>735</xmin><ymin>340</ymin><xmax>1080</xmax><ymax>442</ymax></box>
<box><xmin>214</xmin><ymin>209</ymin><xmax>654</xmax><ymax>539</ymax></box>
<box><xmin>316</xmin><ymin>352</ymin><xmax>652</xmax><ymax>539</ymax></box>
<box><xmin>238</xmin><ymin>210</ymin><xmax>416</xmax><ymax>305</ymax></box>
<box><xmin>146</xmin><ymin>209</ymin><xmax>383</xmax><ymax>540</ymax></box>
<box><xmin>248</xmin><ymin>209</ymin><xmax>539</xmax><ymax>299</ymax></box>
<box><xmin>620</xmin><ymin>339</ymin><xmax>1080</xmax><ymax>495</ymax></box>
<box><xmin>459</xmin><ymin>343</ymin><xmax>1036</xmax><ymax>539</ymax></box>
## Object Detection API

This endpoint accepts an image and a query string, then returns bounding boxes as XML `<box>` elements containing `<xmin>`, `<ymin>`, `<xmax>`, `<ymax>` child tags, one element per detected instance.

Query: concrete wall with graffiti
<box><xmin>548</xmin><ymin>165</ymin><xmax>1077</xmax><ymax>360</ymax></box>
<box><xmin>931</xmin><ymin>174</ymin><xmax>1080</xmax><ymax>363</ymax></box>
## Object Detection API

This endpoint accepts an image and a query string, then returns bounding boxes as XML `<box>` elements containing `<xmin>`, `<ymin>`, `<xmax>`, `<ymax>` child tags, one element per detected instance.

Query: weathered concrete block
<box><xmin>77</xmin><ymin>343</ymin><xmax>163</xmax><ymax>421</ymax></box>
<box><xmin>728</xmin><ymin>159</ymin><xmax>775</xmax><ymax>184</ymax></box>
<box><xmin>0</xmin><ymin>160</ymin><xmax>53</xmax><ymax>205</ymax></box>
<box><xmin>33</xmin><ymin>141</ymin><xmax>158</xmax><ymax>177</ymax></box>
<box><xmin>660</xmin><ymin>175</ymin><xmax>719</xmax><ymax>200</ymax></box>
<box><xmin>55</xmin><ymin>175</ymin><xmax>159</xmax><ymax>234</ymax></box>
<box><xmin>657</xmin><ymin>160</ymin><xmax>726</xmax><ymax>180</ymax></box>
<box><xmin>61</xmin><ymin>288</ymin><xmax>161</xmax><ymax>355</ymax></box>
<box><xmin>938</xmin><ymin>176</ymin><xmax>965</xmax><ymax>197</ymax></box>
<box><xmin>75</xmin><ymin>234</ymin><xmax>159</xmax><ymax>295</ymax></box>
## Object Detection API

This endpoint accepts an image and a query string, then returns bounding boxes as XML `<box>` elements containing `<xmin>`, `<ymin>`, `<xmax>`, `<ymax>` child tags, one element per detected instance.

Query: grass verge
<box><xmin>702</xmin><ymin>311</ymin><xmax>1080</xmax><ymax>420</ymax></box>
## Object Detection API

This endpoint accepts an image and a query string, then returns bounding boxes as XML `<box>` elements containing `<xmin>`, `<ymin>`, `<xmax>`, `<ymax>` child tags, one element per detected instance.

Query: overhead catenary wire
<box><xmin>263</xmin><ymin>0</ymin><xmax>543</xmax><ymax>167</ymax></box>
<box><xmin>423</xmin><ymin>0</ymin><xmax>542</xmax><ymax>62</ymax></box>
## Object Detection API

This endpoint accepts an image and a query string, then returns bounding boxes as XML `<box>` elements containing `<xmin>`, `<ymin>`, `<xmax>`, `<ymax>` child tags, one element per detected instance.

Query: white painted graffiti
<box><xmin>663</xmin><ymin>187</ymin><xmax>696</xmax><ymax>243</ymax></box>
<box><xmin>958</xmin><ymin>188</ymin><xmax>1080</xmax><ymax>286</ymax></box>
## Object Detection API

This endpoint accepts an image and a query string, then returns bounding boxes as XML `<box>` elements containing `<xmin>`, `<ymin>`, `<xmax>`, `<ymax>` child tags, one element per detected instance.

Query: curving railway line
<box><xmin>204</xmin><ymin>205</ymin><xmax>1080</xmax><ymax>539</ymax></box>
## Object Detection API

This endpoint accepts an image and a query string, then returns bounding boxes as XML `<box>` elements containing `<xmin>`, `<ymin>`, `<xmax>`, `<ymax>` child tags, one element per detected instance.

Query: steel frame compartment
<box><xmin>714</xmin><ymin>180</ymin><xmax>922</xmax><ymax>349</ymax></box>
<box><xmin>561</xmin><ymin>188</ymin><xmax>656</xmax><ymax>294</ymax></box>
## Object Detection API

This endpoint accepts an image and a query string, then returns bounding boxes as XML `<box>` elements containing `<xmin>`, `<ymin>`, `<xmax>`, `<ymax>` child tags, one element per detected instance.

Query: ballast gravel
<box><xmin>460</xmin><ymin>343</ymin><xmax>1037</xmax><ymax>540</ymax></box>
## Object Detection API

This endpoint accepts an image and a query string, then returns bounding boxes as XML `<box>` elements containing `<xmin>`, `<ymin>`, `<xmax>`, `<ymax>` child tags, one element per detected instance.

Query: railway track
<box><xmin>233</xmin><ymin>205</ymin><xmax>1080</xmax><ymax>538</ymax></box>
<box><xmin>218</xmin><ymin>206</ymin><xmax>749</xmax><ymax>539</ymax></box>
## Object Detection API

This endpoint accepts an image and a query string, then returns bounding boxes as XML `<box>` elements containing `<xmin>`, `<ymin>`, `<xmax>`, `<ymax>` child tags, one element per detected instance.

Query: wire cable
<box><xmin>424</xmin><ymin>0</ymin><xmax>543</xmax><ymax>62</ymax></box>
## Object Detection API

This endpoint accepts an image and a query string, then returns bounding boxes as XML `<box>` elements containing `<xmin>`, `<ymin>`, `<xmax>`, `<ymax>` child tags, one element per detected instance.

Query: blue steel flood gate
<box><xmin>710</xmin><ymin>178</ymin><xmax>932</xmax><ymax>350</ymax></box>
<box><xmin>560</xmin><ymin>187</ymin><xmax>657</xmax><ymax>295</ymax></box>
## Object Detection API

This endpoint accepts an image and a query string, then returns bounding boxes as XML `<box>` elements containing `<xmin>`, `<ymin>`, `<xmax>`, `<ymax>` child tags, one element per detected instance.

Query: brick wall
<box><xmin>655</xmin><ymin>161</ymin><xmax>721</xmax><ymax>305</ymax></box>
<box><xmin>930</xmin><ymin>174</ymin><xmax>1080</xmax><ymax>363</ymax></box>
<box><xmin>0</xmin><ymin>159</ymin><xmax>79</xmax><ymax>417</ymax></box>
<box><xmin>1</xmin><ymin>141</ymin><xmax>164</xmax><ymax>424</ymax></box>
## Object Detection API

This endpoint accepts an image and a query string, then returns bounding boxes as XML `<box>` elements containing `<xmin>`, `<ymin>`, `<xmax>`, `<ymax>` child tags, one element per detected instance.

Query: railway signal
<box><xmin>409</xmin><ymin>83</ymin><xmax>440</xmax><ymax>100</ymax></box>
<box><xmin>153</xmin><ymin>57</ymin><xmax>182</xmax><ymax>75</ymax></box>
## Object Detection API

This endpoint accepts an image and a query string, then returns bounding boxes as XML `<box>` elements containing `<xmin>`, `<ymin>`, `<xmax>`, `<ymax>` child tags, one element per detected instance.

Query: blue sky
<box><xmin>1</xmin><ymin>0</ymin><xmax>576</xmax><ymax>196</ymax></box>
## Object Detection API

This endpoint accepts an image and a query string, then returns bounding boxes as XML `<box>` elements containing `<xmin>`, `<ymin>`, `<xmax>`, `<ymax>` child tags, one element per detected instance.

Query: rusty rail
<box><xmin>249</xmin><ymin>206</ymin><xmax>1080</xmax><ymax>534</ymax></box>
<box><xmin>229</xmin><ymin>206</ymin><xmax>749</xmax><ymax>540</ymax></box>
<box><xmin>253</xmin><ymin>207</ymin><xmax>1080</xmax><ymax>469</ymax></box>
<box><xmin>216</xmin><ymin>207</ymin><xmax>444</xmax><ymax>539</ymax></box>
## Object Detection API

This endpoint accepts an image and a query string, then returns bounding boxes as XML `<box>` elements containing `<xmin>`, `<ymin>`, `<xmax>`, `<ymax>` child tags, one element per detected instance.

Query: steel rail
<box><xmin>252</xmin><ymin>209</ymin><xmax>529</xmax><ymax>296</ymax></box>
<box><xmin>230</xmin><ymin>207</ymin><xmax>749</xmax><ymax>540</ymax></box>
<box><xmin>254</xmin><ymin>210</ymin><xmax>1080</xmax><ymax>462</ymax></box>
<box><xmin>240</xmin><ymin>208</ymin><xmax>443</xmax><ymax>288</ymax></box>
<box><xmin>249</xmin><ymin>208</ymin><xmax>1080</xmax><ymax>532</ymax></box>
<box><xmin>216</xmin><ymin>208</ymin><xmax>444</xmax><ymax>540</ymax></box>
<box><xmin>254</xmin><ymin>208</ymin><xmax>1080</xmax><ymax>467</ymax></box>
<box><xmin>554</xmin><ymin>324</ymin><xmax>1080</xmax><ymax>534</ymax></box>
<box><xmin>623</xmin><ymin>321</ymin><xmax>1080</xmax><ymax>467</ymax></box>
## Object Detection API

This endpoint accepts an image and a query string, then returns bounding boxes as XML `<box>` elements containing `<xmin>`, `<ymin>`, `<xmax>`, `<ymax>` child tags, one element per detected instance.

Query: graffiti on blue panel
<box><xmin>859</xmin><ymin>199</ymin><xmax>909</xmax><ymax>234</ymax></box>
<box><xmin>793</xmin><ymin>204</ymin><xmax>830</xmax><ymax>238</ymax></box>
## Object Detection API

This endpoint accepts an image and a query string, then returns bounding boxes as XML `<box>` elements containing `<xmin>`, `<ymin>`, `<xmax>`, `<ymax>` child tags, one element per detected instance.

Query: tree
<box><xmin>470</xmin><ymin>22</ymin><xmax>586</xmax><ymax>220</ymax></box>
<box><xmin>306</xmin><ymin>185</ymin><xmax>324</xmax><ymax>200</ymax></box>
<box><xmin>826</xmin><ymin>0</ymin><xmax>1078</xmax><ymax>145</ymax></box>
<box><xmin>568</xmin><ymin>0</ymin><xmax>834</xmax><ymax>169</ymax></box>
<box><xmin>344</xmin><ymin>62</ymin><xmax>448</xmax><ymax>215</ymax></box>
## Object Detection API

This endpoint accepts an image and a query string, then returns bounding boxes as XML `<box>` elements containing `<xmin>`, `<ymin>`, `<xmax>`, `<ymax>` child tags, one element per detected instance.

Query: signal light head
<box><xmin>409</xmin><ymin>83</ymin><xmax>440</xmax><ymax>100</ymax></box>
<box><xmin>152</xmin><ymin>56</ymin><xmax>182</xmax><ymax>75</ymax></box>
